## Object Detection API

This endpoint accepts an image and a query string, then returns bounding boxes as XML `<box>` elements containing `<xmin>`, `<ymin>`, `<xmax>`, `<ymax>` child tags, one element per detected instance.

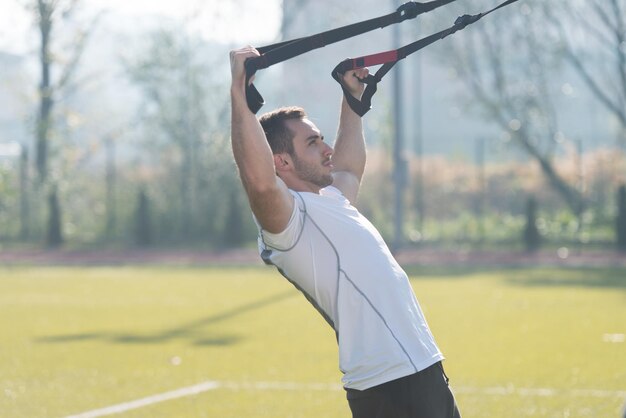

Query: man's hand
<box><xmin>230</xmin><ymin>46</ymin><xmax>260</xmax><ymax>93</ymax></box>
<box><xmin>339</xmin><ymin>68</ymin><xmax>370</xmax><ymax>99</ymax></box>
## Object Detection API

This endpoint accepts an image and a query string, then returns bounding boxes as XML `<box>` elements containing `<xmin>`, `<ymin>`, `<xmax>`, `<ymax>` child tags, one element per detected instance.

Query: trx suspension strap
<box><xmin>244</xmin><ymin>0</ymin><xmax>458</xmax><ymax>114</ymax></box>
<box><xmin>332</xmin><ymin>0</ymin><xmax>520</xmax><ymax>116</ymax></box>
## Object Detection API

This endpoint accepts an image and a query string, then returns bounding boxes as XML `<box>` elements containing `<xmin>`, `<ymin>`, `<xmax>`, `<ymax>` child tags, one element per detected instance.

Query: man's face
<box><xmin>285</xmin><ymin>118</ymin><xmax>334</xmax><ymax>189</ymax></box>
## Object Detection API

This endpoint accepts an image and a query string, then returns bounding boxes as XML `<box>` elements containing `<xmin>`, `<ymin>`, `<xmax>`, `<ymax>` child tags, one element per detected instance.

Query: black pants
<box><xmin>345</xmin><ymin>362</ymin><xmax>461</xmax><ymax>418</ymax></box>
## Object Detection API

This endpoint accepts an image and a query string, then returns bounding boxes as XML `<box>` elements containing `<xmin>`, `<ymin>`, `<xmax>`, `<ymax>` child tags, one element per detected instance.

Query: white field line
<box><xmin>63</xmin><ymin>381</ymin><xmax>221</xmax><ymax>418</ymax></box>
<box><xmin>62</xmin><ymin>380</ymin><xmax>626</xmax><ymax>418</ymax></box>
<box><xmin>62</xmin><ymin>380</ymin><xmax>341</xmax><ymax>418</ymax></box>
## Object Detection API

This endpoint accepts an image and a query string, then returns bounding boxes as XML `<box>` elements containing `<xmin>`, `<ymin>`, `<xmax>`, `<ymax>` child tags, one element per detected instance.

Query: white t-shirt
<box><xmin>258</xmin><ymin>186</ymin><xmax>443</xmax><ymax>390</ymax></box>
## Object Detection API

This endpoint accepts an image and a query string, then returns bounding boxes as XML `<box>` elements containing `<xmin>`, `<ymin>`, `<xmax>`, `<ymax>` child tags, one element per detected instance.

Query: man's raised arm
<box><xmin>331</xmin><ymin>69</ymin><xmax>368</xmax><ymax>205</ymax></box>
<box><xmin>230</xmin><ymin>47</ymin><xmax>293</xmax><ymax>233</ymax></box>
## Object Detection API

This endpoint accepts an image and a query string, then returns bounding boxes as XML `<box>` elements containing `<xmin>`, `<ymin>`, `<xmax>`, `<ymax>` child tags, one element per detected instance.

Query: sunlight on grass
<box><xmin>1</xmin><ymin>266</ymin><xmax>624</xmax><ymax>417</ymax></box>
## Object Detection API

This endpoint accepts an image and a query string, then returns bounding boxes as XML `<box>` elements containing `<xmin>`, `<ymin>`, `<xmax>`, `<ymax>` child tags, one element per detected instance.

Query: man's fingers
<box><xmin>339</xmin><ymin>68</ymin><xmax>369</xmax><ymax>99</ymax></box>
<box><xmin>230</xmin><ymin>46</ymin><xmax>260</xmax><ymax>67</ymax></box>
<box><xmin>353</xmin><ymin>68</ymin><xmax>370</xmax><ymax>80</ymax></box>
<box><xmin>341</xmin><ymin>68</ymin><xmax>369</xmax><ymax>85</ymax></box>
<box><xmin>230</xmin><ymin>47</ymin><xmax>260</xmax><ymax>62</ymax></box>
<box><xmin>230</xmin><ymin>46</ymin><xmax>261</xmax><ymax>85</ymax></box>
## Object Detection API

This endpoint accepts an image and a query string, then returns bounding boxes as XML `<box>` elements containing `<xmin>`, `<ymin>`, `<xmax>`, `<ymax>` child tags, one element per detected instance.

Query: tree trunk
<box><xmin>46</xmin><ymin>185</ymin><xmax>63</xmax><ymax>248</ymax></box>
<box><xmin>524</xmin><ymin>196</ymin><xmax>541</xmax><ymax>253</ymax></box>
<box><xmin>36</xmin><ymin>0</ymin><xmax>53</xmax><ymax>183</ymax></box>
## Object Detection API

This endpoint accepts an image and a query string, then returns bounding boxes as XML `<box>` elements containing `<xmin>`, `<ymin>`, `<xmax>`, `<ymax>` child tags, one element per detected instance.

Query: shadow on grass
<box><xmin>35</xmin><ymin>289</ymin><xmax>297</xmax><ymax>346</ymax></box>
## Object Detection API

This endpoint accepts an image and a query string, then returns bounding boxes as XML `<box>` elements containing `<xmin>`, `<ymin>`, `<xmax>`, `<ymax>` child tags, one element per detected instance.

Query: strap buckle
<box><xmin>454</xmin><ymin>13</ymin><xmax>481</xmax><ymax>28</ymax></box>
<box><xmin>397</xmin><ymin>2</ymin><xmax>421</xmax><ymax>20</ymax></box>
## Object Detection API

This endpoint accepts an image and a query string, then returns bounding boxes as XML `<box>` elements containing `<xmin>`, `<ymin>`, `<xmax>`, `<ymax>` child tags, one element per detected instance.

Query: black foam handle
<box><xmin>244</xmin><ymin>58</ymin><xmax>265</xmax><ymax>114</ymax></box>
<box><xmin>332</xmin><ymin>61</ymin><xmax>377</xmax><ymax>117</ymax></box>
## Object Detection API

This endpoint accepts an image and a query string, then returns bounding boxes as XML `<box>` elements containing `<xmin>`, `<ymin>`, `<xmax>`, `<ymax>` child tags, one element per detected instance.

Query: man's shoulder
<box><xmin>320</xmin><ymin>185</ymin><xmax>344</xmax><ymax>198</ymax></box>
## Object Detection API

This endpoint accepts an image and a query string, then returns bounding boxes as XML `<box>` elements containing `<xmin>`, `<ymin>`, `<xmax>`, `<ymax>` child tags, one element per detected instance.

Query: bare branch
<box><xmin>545</xmin><ymin>1</ymin><xmax>626</xmax><ymax>133</ymax></box>
<box><xmin>435</xmin><ymin>3</ymin><xmax>585</xmax><ymax>213</ymax></box>
<box><xmin>56</xmin><ymin>12</ymin><xmax>101</xmax><ymax>91</ymax></box>
<box><xmin>592</xmin><ymin>1</ymin><xmax>618</xmax><ymax>35</ymax></box>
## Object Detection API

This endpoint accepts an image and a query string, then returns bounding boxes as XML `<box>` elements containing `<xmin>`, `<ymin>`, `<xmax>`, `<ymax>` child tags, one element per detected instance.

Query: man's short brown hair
<box><xmin>258</xmin><ymin>106</ymin><xmax>306</xmax><ymax>156</ymax></box>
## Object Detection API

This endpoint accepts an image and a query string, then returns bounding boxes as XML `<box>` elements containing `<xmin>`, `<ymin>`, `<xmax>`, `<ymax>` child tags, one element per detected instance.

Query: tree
<box><xmin>124</xmin><ymin>24</ymin><xmax>235</xmax><ymax>245</ymax></box>
<box><xmin>125</xmin><ymin>28</ymin><xmax>205</xmax><ymax>240</ymax></box>
<box><xmin>22</xmin><ymin>0</ymin><xmax>98</xmax><ymax>245</ymax></box>
<box><xmin>441</xmin><ymin>0</ymin><xmax>585</xmax><ymax>215</ymax></box>
<box><xmin>29</xmin><ymin>0</ymin><xmax>95</xmax><ymax>183</ymax></box>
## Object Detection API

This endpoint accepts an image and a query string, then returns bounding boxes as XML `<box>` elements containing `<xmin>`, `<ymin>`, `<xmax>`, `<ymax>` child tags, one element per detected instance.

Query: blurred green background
<box><xmin>0</xmin><ymin>0</ymin><xmax>625</xmax><ymax>253</ymax></box>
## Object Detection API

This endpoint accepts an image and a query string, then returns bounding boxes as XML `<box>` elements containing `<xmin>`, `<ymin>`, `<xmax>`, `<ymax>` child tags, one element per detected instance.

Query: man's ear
<box><xmin>273</xmin><ymin>153</ymin><xmax>291</xmax><ymax>173</ymax></box>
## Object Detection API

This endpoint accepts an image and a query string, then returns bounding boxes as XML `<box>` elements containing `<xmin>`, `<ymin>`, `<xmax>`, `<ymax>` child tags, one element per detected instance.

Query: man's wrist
<box><xmin>231</xmin><ymin>86</ymin><xmax>257</xmax><ymax>116</ymax></box>
<box><xmin>230</xmin><ymin>83</ymin><xmax>247</xmax><ymax>99</ymax></box>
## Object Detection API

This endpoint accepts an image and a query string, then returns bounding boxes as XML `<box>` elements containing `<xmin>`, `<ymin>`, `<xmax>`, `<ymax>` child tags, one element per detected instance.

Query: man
<box><xmin>230</xmin><ymin>46</ymin><xmax>461</xmax><ymax>418</ymax></box>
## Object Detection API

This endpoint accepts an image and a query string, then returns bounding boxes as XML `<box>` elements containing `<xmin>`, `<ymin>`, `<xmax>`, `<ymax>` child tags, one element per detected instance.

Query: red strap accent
<box><xmin>352</xmin><ymin>50</ymin><xmax>399</xmax><ymax>69</ymax></box>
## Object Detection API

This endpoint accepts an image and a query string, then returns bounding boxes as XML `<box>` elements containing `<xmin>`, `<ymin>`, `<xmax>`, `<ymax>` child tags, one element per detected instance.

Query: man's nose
<box><xmin>323</xmin><ymin>142</ymin><xmax>334</xmax><ymax>156</ymax></box>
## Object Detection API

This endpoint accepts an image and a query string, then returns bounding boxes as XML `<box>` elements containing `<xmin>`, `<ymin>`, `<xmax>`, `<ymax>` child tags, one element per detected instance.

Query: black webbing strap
<box><xmin>244</xmin><ymin>0</ymin><xmax>458</xmax><ymax>114</ymax></box>
<box><xmin>332</xmin><ymin>0</ymin><xmax>520</xmax><ymax>116</ymax></box>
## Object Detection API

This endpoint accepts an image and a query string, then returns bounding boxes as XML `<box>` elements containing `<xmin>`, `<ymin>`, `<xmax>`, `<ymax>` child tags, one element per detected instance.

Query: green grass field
<box><xmin>1</xmin><ymin>264</ymin><xmax>625</xmax><ymax>418</ymax></box>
